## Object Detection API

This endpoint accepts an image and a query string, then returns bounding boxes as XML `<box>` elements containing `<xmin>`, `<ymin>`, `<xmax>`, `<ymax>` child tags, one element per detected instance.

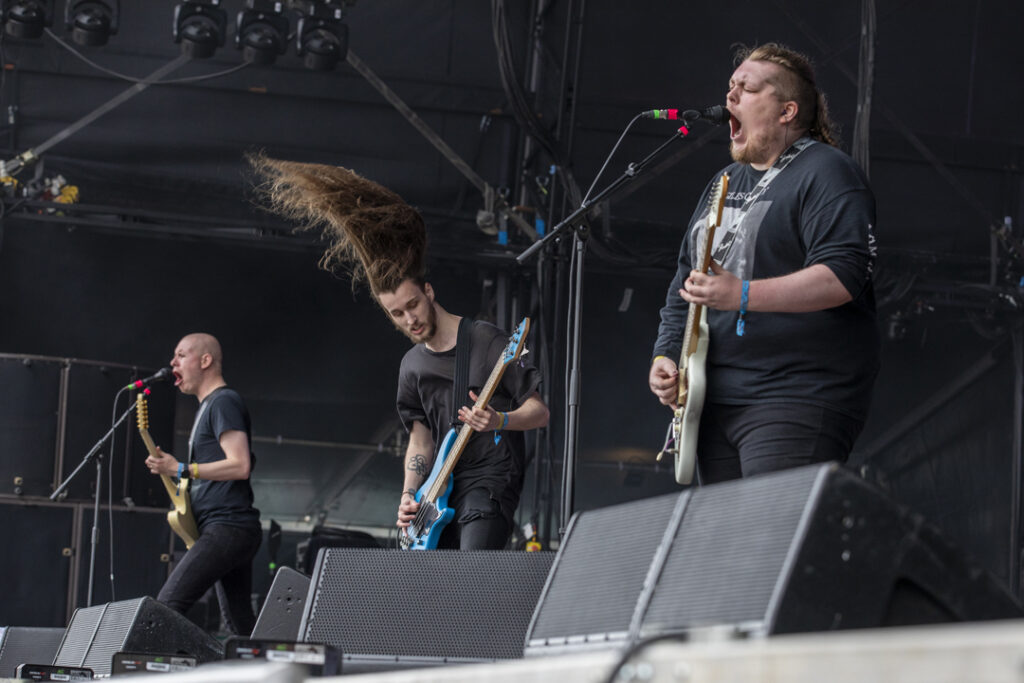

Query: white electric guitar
<box><xmin>658</xmin><ymin>173</ymin><xmax>729</xmax><ymax>484</ymax></box>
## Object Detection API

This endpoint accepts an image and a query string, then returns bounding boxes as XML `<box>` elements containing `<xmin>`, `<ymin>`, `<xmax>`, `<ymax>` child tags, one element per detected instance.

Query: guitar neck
<box><xmin>426</xmin><ymin>350</ymin><xmax>510</xmax><ymax>501</ymax></box>
<box><xmin>138</xmin><ymin>426</ymin><xmax>158</xmax><ymax>458</ymax></box>
<box><xmin>679</xmin><ymin>222</ymin><xmax>718</xmax><ymax>358</ymax></box>
<box><xmin>139</xmin><ymin>424</ymin><xmax>183</xmax><ymax>498</ymax></box>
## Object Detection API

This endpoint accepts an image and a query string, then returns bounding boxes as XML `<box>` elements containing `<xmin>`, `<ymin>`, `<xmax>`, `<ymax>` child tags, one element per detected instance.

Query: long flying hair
<box><xmin>250</xmin><ymin>153</ymin><xmax>426</xmax><ymax>295</ymax></box>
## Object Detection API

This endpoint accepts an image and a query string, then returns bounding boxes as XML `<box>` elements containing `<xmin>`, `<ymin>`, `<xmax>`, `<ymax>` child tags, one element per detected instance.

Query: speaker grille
<box><xmin>0</xmin><ymin>627</ymin><xmax>66</xmax><ymax>677</ymax></box>
<box><xmin>54</xmin><ymin>604</ymin><xmax>103</xmax><ymax>668</ymax></box>
<box><xmin>301</xmin><ymin>549</ymin><xmax>553</xmax><ymax>660</ymax></box>
<box><xmin>643</xmin><ymin>465</ymin><xmax>824</xmax><ymax>635</ymax></box>
<box><xmin>83</xmin><ymin>600</ymin><xmax>143</xmax><ymax>672</ymax></box>
<box><xmin>528</xmin><ymin>494</ymin><xmax>680</xmax><ymax>643</ymax></box>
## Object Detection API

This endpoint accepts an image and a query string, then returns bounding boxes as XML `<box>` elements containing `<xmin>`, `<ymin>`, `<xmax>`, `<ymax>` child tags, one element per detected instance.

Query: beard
<box><xmin>394</xmin><ymin>302</ymin><xmax>438</xmax><ymax>344</ymax></box>
<box><xmin>729</xmin><ymin>128</ymin><xmax>775</xmax><ymax>166</ymax></box>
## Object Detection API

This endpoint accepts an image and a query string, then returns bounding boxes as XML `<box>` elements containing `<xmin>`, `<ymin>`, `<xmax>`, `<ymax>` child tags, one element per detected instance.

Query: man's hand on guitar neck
<box><xmin>457</xmin><ymin>390</ymin><xmax>503</xmax><ymax>432</ymax></box>
<box><xmin>680</xmin><ymin>261</ymin><xmax>743</xmax><ymax>311</ymax></box>
<box><xmin>649</xmin><ymin>356</ymin><xmax>680</xmax><ymax>409</ymax></box>
<box><xmin>145</xmin><ymin>446</ymin><xmax>181</xmax><ymax>477</ymax></box>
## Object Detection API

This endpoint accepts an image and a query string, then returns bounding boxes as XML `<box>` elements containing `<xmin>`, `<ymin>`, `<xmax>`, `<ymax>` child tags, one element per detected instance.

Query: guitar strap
<box><xmin>187</xmin><ymin>385</ymin><xmax>230</xmax><ymax>466</ymax></box>
<box><xmin>711</xmin><ymin>136</ymin><xmax>815</xmax><ymax>263</ymax></box>
<box><xmin>450</xmin><ymin>317</ymin><xmax>473</xmax><ymax>429</ymax></box>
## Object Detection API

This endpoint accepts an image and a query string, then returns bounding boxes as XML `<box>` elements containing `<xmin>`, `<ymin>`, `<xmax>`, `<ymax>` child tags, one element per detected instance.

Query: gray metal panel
<box><xmin>527</xmin><ymin>493</ymin><xmax>679</xmax><ymax>646</ymax></box>
<box><xmin>301</xmin><ymin>549</ymin><xmax>552</xmax><ymax>660</ymax></box>
<box><xmin>640</xmin><ymin>465</ymin><xmax>824</xmax><ymax>636</ymax></box>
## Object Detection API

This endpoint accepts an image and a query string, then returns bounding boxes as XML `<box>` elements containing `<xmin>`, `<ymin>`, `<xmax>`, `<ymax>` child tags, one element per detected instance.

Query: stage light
<box><xmin>235</xmin><ymin>0</ymin><xmax>288</xmax><ymax>66</ymax></box>
<box><xmin>294</xmin><ymin>1</ymin><xmax>348</xmax><ymax>71</ymax></box>
<box><xmin>65</xmin><ymin>0</ymin><xmax>118</xmax><ymax>47</ymax></box>
<box><xmin>173</xmin><ymin>0</ymin><xmax>227</xmax><ymax>59</ymax></box>
<box><xmin>2</xmin><ymin>0</ymin><xmax>53</xmax><ymax>39</ymax></box>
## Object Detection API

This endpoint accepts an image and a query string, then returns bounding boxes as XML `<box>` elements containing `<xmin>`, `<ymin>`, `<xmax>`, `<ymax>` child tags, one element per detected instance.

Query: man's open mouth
<box><xmin>729</xmin><ymin>113</ymin><xmax>742</xmax><ymax>141</ymax></box>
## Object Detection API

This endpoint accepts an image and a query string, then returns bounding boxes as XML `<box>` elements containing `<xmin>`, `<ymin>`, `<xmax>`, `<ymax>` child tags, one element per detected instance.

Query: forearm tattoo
<box><xmin>407</xmin><ymin>454</ymin><xmax>429</xmax><ymax>478</ymax></box>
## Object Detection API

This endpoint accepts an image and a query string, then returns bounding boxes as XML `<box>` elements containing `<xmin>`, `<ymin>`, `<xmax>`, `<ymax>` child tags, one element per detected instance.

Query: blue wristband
<box><xmin>494</xmin><ymin>411</ymin><xmax>509</xmax><ymax>445</ymax></box>
<box><xmin>176</xmin><ymin>462</ymin><xmax>184</xmax><ymax>479</ymax></box>
<box><xmin>736</xmin><ymin>279</ymin><xmax>750</xmax><ymax>336</ymax></box>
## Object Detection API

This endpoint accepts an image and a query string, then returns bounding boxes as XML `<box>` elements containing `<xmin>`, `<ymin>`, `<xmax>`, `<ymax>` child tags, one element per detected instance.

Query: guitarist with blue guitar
<box><xmin>380</xmin><ymin>278</ymin><xmax>549</xmax><ymax>550</ymax></box>
<box><xmin>250</xmin><ymin>156</ymin><xmax>549</xmax><ymax>549</ymax></box>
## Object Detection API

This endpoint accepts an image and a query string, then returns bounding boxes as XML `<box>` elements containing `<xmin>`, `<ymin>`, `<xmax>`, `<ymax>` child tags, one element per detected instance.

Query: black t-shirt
<box><xmin>189</xmin><ymin>387</ymin><xmax>260</xmax><ymax>530</ymax></box>
<box><xmin>653</xmin><ymin>141</ymin><xmax>880</xmax><ymax>419</ymax></box>
<box><xmin>396</xmin><ymin>320</ymin><xmax>542</xmax><ymax>517</ymax></box>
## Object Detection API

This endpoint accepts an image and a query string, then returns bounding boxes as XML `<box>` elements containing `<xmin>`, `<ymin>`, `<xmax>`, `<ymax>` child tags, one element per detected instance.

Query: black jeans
<box><xmin>437</xmin><ymin>487</ymin><xmax>511</xmax><ymax>550</ymax></box>
<box><xmin>157</xmin><ymin>522</ymin><xmax>262</xmax><ymax>635</ymax></box>
<box><xmin>697</xmin><ymin>401</ymin><xmax>865</xmax><ymax>484</ymax></box>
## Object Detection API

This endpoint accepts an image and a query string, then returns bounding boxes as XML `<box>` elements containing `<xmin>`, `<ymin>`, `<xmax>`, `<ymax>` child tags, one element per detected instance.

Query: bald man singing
<box><xmin>145</xmin><ymin>333</ymin><xmax>261</xmax><ymax>635</ymax></box>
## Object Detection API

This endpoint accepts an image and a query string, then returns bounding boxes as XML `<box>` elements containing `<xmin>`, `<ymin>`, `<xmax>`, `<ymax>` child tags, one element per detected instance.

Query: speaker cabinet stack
<box><xmin>525</xmin><ymin>463</ymin><xmax>1022</xmax><ymax>655</ymax></box>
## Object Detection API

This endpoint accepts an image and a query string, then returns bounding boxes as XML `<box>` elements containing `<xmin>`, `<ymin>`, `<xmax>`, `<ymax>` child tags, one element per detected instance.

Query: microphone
<box><xmin>641</xmin><ymin>105</ymin><xmax>730</xmax><ymax>125</ymax></box>
<box><xmin>124</xmin><ymin>367</ymin><xmax>173</xmax><ymax>391</ymax></box>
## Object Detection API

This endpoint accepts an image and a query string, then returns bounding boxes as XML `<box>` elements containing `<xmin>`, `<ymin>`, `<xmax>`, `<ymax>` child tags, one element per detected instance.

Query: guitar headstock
<box><xmin>135</xmin><ymin>392</ymin><xmax>150</xmax><ymax>432</ymax></box>
<box><xmin>502</xmin><ymin>317</ymin><xmax>531</xmax><ymax>366</ymax></box>
<box><xmin>706</xmin><ymin>173</ymin><xmax>730</xmax><ymax>230</ymax></box>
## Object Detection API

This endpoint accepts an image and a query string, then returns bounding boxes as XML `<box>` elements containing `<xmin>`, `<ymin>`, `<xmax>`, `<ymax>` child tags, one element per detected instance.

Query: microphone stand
<box><xmin>51</xmin><ymin>392</ymin><xmax>140</xmax><ymax>607</ymax></box>
<box><xmin>517</xmin><ymin>121</ymin><xmax>696</xmax><ymax>535</ymax></box>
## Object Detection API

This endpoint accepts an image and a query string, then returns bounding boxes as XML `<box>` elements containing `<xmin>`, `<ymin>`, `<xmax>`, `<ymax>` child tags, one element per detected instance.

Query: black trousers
<box><xmin>157</xmin><ymin>522</ymin><xmax>262</xmax><ymax>635</ymax></box>
<box><xmin>696</xmin><ymin>401</ymin><xmax>865</xmax><ymax>484</ymax></box>
<box><xmin>437</xmin><ymin>487</ymin><xmax>511</xmax><ymax>550</ymax></box>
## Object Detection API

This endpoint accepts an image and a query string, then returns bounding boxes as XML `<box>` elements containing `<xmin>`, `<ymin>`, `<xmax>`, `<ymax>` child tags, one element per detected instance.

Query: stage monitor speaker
<box><xmin>251</xmin><ymin>566</ymin><xmax>310</xmax><ymax>640</ymax></box>
<box><xmin>300</xmin><ymin>548</ymin><xmax>554</xmax><ymax>673</ymax></box>
<box><xmin>53</xmin><ymin>597</ymin><xmax>223</xmax><ymax>675</ymax></box>
<box><xmin>525</xmin><ymin>463</ymin><xmax>1023</xmax><ymax>656</ymax></box>
<box><xmin>0</xmin><ymin>627</ymin><xmax>66</xmax><ymax>677</ymax></box>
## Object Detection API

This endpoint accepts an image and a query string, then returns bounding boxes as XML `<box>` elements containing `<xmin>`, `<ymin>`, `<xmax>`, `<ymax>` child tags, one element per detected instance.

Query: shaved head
<box><xmin>179</xmin><ymin>332</ymin><xmax>222</xmax><ymax>370</ymax></box>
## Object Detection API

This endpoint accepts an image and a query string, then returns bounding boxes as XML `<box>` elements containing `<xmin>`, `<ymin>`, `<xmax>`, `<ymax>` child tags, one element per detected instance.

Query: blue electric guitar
<box><xmin>400</xmin><ymin>317</ymin><xmax>531</xmax><ymax>550</ymax></box>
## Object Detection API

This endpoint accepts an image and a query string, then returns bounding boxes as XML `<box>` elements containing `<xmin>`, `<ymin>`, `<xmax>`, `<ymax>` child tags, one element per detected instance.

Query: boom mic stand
<box><xmin>51</xmin><ymin>390</ymin><xmax>141</xmax><ymax>607</ymax></box>
<box><xmin>517</xmin><ymin>117</ymin><xmax>702</xmax><ymax>535</ymax></box>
